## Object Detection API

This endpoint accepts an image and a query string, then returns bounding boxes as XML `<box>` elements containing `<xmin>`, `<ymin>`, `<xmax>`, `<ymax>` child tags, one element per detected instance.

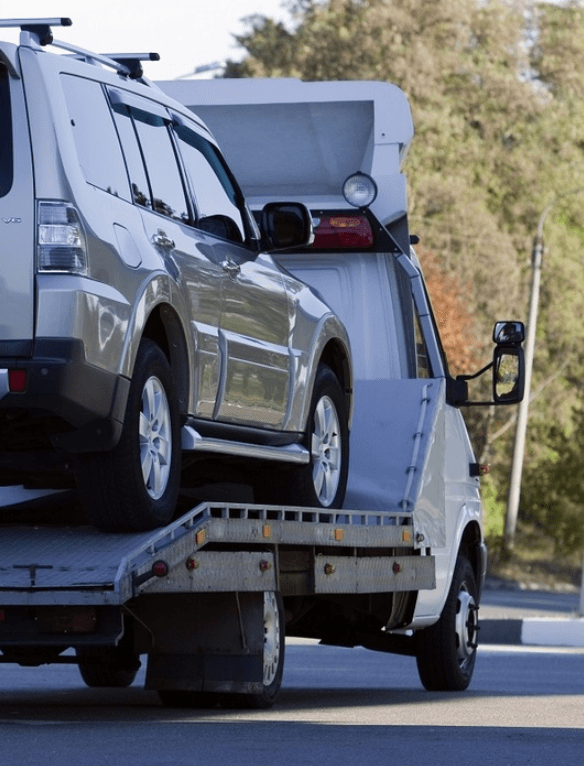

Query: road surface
<box><xmin>0</xmin><ymin>640</ymin><xmax>582</xmax><ymax>765</ymax></box>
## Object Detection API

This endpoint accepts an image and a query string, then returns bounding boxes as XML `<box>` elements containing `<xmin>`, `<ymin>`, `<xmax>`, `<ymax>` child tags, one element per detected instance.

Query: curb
<box><xmin>481</xmin><ymin>618</ymin><xmax>584</xmax><ymax>647</ymax></box>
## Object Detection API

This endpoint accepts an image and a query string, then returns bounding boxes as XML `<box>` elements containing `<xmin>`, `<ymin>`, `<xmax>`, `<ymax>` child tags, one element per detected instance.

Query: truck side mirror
<box><xmin>493</xmin><ymin>321</ymin><xmax>524</xmax><ymax>345</ymax></box>
<box><xmin>493</xmin><ymin>345</ymin><xmax>525</xmax><ymax>404</ymax></box>
<box><xmin>260</xmin><ymin>202</ymin><xmax>315</xmax><ymax>251</ymax></box>
<box><xmin>492</xmin><ymin>320</ymin><xmax>525</xmax><ymax>405</ymax></box>
<box><xmin>447</xmin><ymin>320</ymin><xmax>525</xmax><ymax>407</ymax></box>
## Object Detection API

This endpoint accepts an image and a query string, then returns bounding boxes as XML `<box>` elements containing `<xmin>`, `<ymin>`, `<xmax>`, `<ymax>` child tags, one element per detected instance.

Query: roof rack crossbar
<box><xmin>0</xmin><ymin>17</ymin><xmax>71</xmax><ymax>46</ymax></box>
<box><xmin>67</xmin><ymin>51</ymin><xmax>160</xmax><ymax>81</ymax></box>
<box><xmin>0</xmin><ymin>18</ymin><xmax>72</xmax><ymax>29</ymax></box>
<box><xmin>102</xmin><ymin>52</ymin><xmax>160</xmax><ymax>80</ymax></box>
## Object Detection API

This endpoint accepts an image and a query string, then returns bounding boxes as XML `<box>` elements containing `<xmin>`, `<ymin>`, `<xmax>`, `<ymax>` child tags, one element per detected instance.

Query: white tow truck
<box><xmin>0</xmin><ymin>76</ymin><xmax>524</xmax><ymax>706</ymax></box>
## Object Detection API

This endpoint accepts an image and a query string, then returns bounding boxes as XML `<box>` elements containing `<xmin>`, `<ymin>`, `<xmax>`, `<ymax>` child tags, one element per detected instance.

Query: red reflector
<box><xmin>152</xmin><ymin>560</ymin><xmax>169</xmax><ymax>577</ymax></box>
<box><xmin>9</xmin><ymin>370</ymin><xmax>27</xmax><ymax>393</ymax></box>
<box><xmin>312</xmin><ymin>215</ymin><xmax>374</xmax><ymax>249</ymax></box>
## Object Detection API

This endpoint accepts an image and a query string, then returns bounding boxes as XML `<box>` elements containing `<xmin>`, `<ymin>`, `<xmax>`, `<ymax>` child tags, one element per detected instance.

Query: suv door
<box><xmin>172</xmin><ymin>122</ymin><xmax>292</xmax><ymax>430</ymax></box>
<box><xmin>108</xmin><ymin>90</ymin><xmax>224</xmax><ymax>417</ymax></box>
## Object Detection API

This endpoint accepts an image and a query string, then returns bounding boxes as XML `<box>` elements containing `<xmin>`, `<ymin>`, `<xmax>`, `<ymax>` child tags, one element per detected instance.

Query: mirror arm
<box><xmin>457</xmin><ymin>360</ymin><xmax>494</xmax><ymax>383</ymax></box>
<box><xmin>447</xmin><ymin>361</ymin><xmax>496</xmax><ymax>407</ymax></box>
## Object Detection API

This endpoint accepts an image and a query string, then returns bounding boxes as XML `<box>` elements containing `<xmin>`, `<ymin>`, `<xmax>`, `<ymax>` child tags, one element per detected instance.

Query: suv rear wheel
<box><xmin>75</xmin><ymin>339</ymin><xmax>181</xmax><ymax>531</ymax></box>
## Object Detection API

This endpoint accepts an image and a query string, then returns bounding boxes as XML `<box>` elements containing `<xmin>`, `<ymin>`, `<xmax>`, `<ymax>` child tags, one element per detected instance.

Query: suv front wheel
<box><xmin>255</xmin><ymin>365</ymin><xmax>349</xmax><ymax>510</ymax></box>
<box><xmin>75</xmin><ymin>339</ymin><xmax>181</xmax><ymax>531</ymax></box>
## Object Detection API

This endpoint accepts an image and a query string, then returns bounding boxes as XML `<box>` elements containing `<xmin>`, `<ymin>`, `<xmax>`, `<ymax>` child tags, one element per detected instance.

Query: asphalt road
<box><xmin>0</xmin><ymin>640</ymin><xmax>583</xmax><ymax>765</ymax></box>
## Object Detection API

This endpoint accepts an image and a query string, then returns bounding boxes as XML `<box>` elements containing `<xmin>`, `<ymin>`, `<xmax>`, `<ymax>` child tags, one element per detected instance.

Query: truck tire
<box><xmin>256</xmin><ymin>365</ymin><xmax>349</xmax><ymax>510</ymax></box>
<box><xmin>76</xmin><ymin>646</ymin><xmax>140</xmax><ymax>688</ymax></box>
<box><xmin>238</xmin><ymin>590</ymin><xmax>285</xmax><ymax>709</ymax></box>
<box><xmin>415</xmin><ymin>555</ymin><xmax>479</xmax><ymax>691</ymax></box>
<box><xmin>75</xmin><ymin>339</ymin><xmax>181</xmax><ymax>532</ymax></box>
<box><xmin>157</xmin><ymin>592</ymin><xmax>285</xmax><ymax>710</ymax></box>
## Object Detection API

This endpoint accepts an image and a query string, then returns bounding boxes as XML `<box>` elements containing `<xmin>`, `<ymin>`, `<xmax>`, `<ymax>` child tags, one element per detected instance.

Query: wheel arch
<box><xmin>458</xmin><ymin>520</ymin><xmax>486</xmax><ymax>602</ymax></box>
<box><xmin>318</xmin><ymin>338</ymin><xmax>353</xmax><ymax>428</ymax></box>
<box><xmin>140</xmin><ymin>304</ymin><xmax>190</xmax><ymax>417</ymax></box>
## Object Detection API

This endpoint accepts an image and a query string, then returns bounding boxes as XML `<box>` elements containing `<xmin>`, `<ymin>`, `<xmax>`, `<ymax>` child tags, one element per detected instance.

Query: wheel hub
<box><xmin>262</xmin><ymin>592</ymin><xmax>281</xmax><ymax>686</ymax></box>
<box><xmin>455</xmin><ymin>584</ymin><xmax>478</xmax><ymax>665</ymax></box>
<box><xmin>311</xmin><ymin>395</ymin><xmax>341</xmax><ymax>507</ymax></box>
<box><xmin>139</xmin><ymin>375</ymin><xmax>172</xmax><ymax>500</ymax></box>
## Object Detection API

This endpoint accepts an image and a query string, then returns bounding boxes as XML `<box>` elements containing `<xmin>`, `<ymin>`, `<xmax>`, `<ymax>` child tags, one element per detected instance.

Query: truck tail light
<box><xmin>37</xmin><ymin>201</ymin><xmax>88</xmax><ymax>275</ymax></box>
<box><xmin>311</xmin><ymin>215</ymin><xmax>374</xmax><ymax>249</ymax></box>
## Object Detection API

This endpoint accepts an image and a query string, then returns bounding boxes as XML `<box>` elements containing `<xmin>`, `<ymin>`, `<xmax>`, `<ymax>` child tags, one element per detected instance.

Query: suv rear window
<box><xmin>0</xmin><ymin>65</ymin><xmax>13</xmax><ymax>197</ymax></box>
<box><xmin>61</xmin><ymin>74</ymin><xmax>131</xmax><ymax>201</ymax></box>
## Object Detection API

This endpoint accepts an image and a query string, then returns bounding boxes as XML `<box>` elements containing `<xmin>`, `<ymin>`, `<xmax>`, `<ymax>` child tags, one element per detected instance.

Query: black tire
<box><xmin>415</xmin><ymin>555</ymin><xmax>479</xmax><ymax>691</ymax></box>
<box><xmin>76</xmin><ymin>646</ymin><xmax>140</xmax><ymax>688</ymax></box>
<box><xmin>75</xmin><ymin>339</ymin><xmax>181</xmax><ymax>532</ymax></box>
<box><xmin>235</xmin><ymin>590</ymin><xmax>285</xmax><ymax>709</ymax></box>
<box><xmin>256</xmin><ymin>365</ymin><xmax>349</xmax><ymax>510</ymax></box>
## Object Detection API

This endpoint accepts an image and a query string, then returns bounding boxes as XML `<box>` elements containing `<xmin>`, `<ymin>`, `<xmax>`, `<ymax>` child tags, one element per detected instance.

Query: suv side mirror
<box><xmin>260</xmin><ymin>202</ymin><xmax>314</xmax><ymax>251</ymax></box>
<box><xmin>447</xmin><ymin>320</ymin><xmax>525</xmax><ymax>407</ymax></box>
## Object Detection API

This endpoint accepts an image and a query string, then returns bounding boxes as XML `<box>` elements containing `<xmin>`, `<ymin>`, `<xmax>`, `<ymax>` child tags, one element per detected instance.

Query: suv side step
<box><xmin>181</xmin><ymin>425</ymin><xmax>310</xmax><ymax>464</ymax></box>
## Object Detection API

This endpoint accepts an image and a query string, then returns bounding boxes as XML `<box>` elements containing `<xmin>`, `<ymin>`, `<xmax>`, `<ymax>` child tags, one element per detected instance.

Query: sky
<box><xmin>3</xmin><ymin>1</ymin><xmax>293</xmax><ymax>79</ymax></box>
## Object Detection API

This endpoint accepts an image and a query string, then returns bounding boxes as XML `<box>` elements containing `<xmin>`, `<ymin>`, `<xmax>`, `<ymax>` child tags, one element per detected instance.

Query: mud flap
<box><xmin>144</xmin><ymin>592</ymin><xmax>265</xmax><ymax>693</ymax></box>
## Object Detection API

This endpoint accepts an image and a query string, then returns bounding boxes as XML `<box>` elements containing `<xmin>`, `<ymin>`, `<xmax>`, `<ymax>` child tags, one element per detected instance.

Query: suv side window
<box><xmin>61</xmin><ymin>75</ymin><xmax>131</xmax><ymax>201</ymax></box>
<box><xmin>130</xmin><ymin>108</ymin><xmax>190</xmax><ymax>223</ymax></box>
<box><xmin>173</xmin><ymin>122</ymin><xmax>246</xmax><ymax>243</ymax></box>
<box><xmin>108</xmin><ymin>100</ymin><xmax>152</xmax><ymax>210</ymax></box>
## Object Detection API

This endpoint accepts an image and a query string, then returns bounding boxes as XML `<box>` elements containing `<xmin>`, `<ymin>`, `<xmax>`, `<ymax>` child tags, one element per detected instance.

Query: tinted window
<box><xmin>61</xmin><ymin>75</ymin><xmax>131</xmax><ymax>200</ymax></box>
<box><xmin>131</xmin><ymin>109</ymin><xmax>189</xmax><ymax>223</ymax></box>
<box><xmin>109</xmin><ymin>100</ymin><xmax>152</xmax><ymax>209</ymax></box>
<box><xmin>174</xmin><ymin>124</ymin><xmax>245</xmax><ymax>242</ymax></box>
<box><xmin>0</xmin><ymin>66</ymin><xmax>13</xmax><ymax>197</ymax></box>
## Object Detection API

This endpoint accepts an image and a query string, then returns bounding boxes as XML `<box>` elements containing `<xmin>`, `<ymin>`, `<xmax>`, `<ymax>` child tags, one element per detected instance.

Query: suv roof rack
<box><xmin>71</xmin><ymin>52</ymin><xmax>161</xmax><ymax>80</ymax></box>
<box><xmin>0</xmin><ymin>18</ymin><xmax>160</xmax><ymax>80</ymax></box>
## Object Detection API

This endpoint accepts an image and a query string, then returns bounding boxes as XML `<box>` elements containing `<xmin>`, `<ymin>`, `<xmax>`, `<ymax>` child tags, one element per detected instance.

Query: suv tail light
<box><xmin>37</xmin><ymin>201</ymin><xmax>87</xmax><ymax>275</ymax></box>
<box><xmin>311</xmin><ymin>214</ymin><xmax>374</xmax><ymax>250</ymax></box>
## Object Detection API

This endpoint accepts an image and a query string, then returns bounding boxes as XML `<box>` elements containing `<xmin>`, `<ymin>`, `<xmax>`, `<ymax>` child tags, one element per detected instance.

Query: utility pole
<box><xmin>504</xmin><ymin>233</ymin><xmax>543</xmax><ymax>553</ymax></box>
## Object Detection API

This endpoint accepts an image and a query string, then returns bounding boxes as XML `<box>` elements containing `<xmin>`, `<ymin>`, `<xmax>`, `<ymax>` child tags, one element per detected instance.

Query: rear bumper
<box><xmin>0</xmin><ymin>338</ymin><xmax>129</xmax><ymax>452</ymax></box>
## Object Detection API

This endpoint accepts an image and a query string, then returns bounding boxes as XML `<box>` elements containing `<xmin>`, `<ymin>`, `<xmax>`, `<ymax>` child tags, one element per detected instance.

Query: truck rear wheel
<box><xmin>75</xmin><ymin>339</ymin><xmax>181</xmax><ymax>532</ymax></box>
<box><xmin>157</xmin><ymin>592</ymin><xmax>285</xmax><ymax>710</ymax></box>
<box><xmin>76</xmin><ymin>646</ymin><xmax>140</xmax><ymax>688</ymax></box>
<box><xmin>415</xmin><ymin>555</ymin><xmax>479</xmax><ymax>691</ymax></box>
<box><xmin>236</xmin><ymin>590</ymin><xmax>285</xmax><ymax>709</ymax></box>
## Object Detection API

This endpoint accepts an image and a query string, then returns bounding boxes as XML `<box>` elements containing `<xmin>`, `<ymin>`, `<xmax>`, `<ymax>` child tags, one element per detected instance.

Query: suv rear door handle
<box><xmin>152</xmin><ymin>230</ymin><xmax>175</xmax><ymax>249</ymax></box>
<box><xmin>221</xmin><ymin>258</ymin><xmax>241</xmax><ymax>277</ymax></box>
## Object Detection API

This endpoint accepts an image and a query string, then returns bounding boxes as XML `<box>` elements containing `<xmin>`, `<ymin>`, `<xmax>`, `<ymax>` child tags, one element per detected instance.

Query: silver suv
<box><xmin>0</xmin><ymin>18</ymin><xmax>352</xmax><ymax>531</ymax></box>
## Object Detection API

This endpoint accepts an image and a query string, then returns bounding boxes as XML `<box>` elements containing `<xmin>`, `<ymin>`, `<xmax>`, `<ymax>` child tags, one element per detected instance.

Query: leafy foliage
<box><xmin>419</xmin><ymin>247</ymin><xmax>486</xmax><ymax>376</ymax></box>
<box><xmin>225</xmin><ymin>0</ymin><xmax>584</xmax><ymax>551</ymax></box>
